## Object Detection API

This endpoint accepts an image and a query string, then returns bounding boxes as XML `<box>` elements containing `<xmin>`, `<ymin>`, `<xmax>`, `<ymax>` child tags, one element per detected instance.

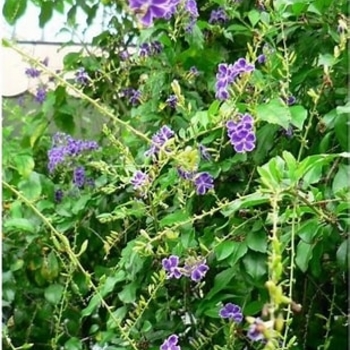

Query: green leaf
<box><xmin>44</xmin><ymin>284</ymin><xmax>64</xmax><ymax>305</ymax></box>
<box><xmin>18</xmin><ymin>172</ymin><xmax>42</xmax><ymax>200</ymax></box>
<box><xmin>332</xmin><ymin>164</ymin><xmax>350</xmax><ymax>195</ymax></box>
<box><xmin>3</xmin><ymin>0</ymin><xmax>27</xmax><ymax>24</ymax></box>
<box><xmin>246</xmin><ymin>231</ymin><xmax>267</xmax><ymax>253</ymax></box>
<box><xmin>39</xmin><ymin>1</ymin><xmax>53</xmax><ymax>27</ymax></box>
<box><xmin>248</xmin><ymin>9</ymin><xmax>260</xmax><ymax>27</ymax></box>
<box><xmin>334</xmin><ymin>113</ymin><xmax>350</xmax><ymax>151</ymax></box>
<box><xmin>215</xmin><ymin>241</ymin><xmax>236</xmax><ymax>261</ymax></box>
<box><xmin>64</xmin><ymin>337</ymin><xmax>82</xmax><ymax>350</ymax></box>
<box><xmin>4</xmin><ymin>218</ymin><xmax>36</xmax><ymax>233</ymax></box>
<box><xmin>256</xmin><ymin>99</ymin><xmax>291</xmax><ymax>129</ymax></box>
<box><xmin>242</xmin><ymin>252</ymin><xmax>267</xmax><ymax>280</ymax></box>
<box><xmin>81</xmin><ymin>294</ymin><xmax>101</xmax><ymax>317</ymax></box>
<box><xmin>295</xmin><ymin>241</ymin><xmax>314</xmax><ymax>272</ymax></box>
<box><xmin>297</xmin><ymin>219</ymin><xmax>320</xmax><ymax>244</ymax></box>
<box><xmin>205</xmin><ymin>267</ymin><xmax>236</xmax><ymax>300</ymax></box>
<box><xmin>227</xmin><ymin>242</ymin><xmax>248</xmax><ymax>266</ymax></box>
<box><xmin>290</xmin><ymin>105</ymin><xmax>308</xmax><ymax>129</ymax></box>
<box><xmin>118</xmin><ymin>281</ymin><xmax>138</xmax><ymax>303</ymax></box>
<box><xmin>336</xmin><ymin>240</ymin><xmax>348</xmax><ymax>270</ymax></box>
<box><xmin>160</xmin><ymin>211</ymin><xmax>190</xmax><ymax>228</ymax></box>
<box><xmin>14</xmin><ymin>154</ymin><xmax>34</xmax><ymax>178</ymax></box>
<box><xmin>72</xmin><ymin>194</ymin><xmax>91</xmax><ymax>215</ymax></box>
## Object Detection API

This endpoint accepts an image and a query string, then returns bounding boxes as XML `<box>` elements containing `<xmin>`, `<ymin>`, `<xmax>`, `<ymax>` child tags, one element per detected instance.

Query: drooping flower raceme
<box><xmin>215</xmin><ymin>58</ymin><xmax>255</xmax><ymax>100</ymax></box>
<box><xmin>145</xmin><ymin>125</ymin><xmax>175</xmax><ymax>157</ymax></box>
<box><xmin>162</xmin><ymin>255</ymin><xmax>182</xmax><ymax>279</ymax></box>
<box><xmin>226</xmin><ymin>113</ymin><xmax>256</xmax><ymax>153</ymax></box>
<box><xmin>131</xmin><ymin>170</ymin><xmax>149</xmax><ymax>190</ymax></box>
<box><xmin>160</xmin><ymin>334</ymin><xmax>181</xmax><ymax>350</ymax></box>
<box><xmin>194</xmin><ymin>172</ymin><xmax>214</xmax><ymax>195</ymax></box>
<box><xmin>128</xmin><ymin>0</ymin><xmax>172</xmax><ymax>27</ymax></box>
<box><xmin>219</xmin><ymin>303</ymin><xmax>243</xmax><ymax>323</ymax></box>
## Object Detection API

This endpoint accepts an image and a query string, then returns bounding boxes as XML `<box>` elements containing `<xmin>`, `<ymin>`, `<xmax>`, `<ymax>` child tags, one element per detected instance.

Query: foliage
<box><xmin>2</xmin><ymin>1</ymin><xmax>349</xmax><ymax>350</ymax></box>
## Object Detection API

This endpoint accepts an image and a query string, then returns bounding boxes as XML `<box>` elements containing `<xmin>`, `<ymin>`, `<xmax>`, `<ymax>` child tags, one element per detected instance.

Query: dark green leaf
<box><xmin>336</xmin><ymin>240</ymin><xmax>348</xmax><ymax>270</ymax></box>
<box><xmin>242</xmin><ymin>252</ymin><xmax>267</xmax><ymax>280</ymax></box>
<box><xmin>44</xmin><ymin>284</ymin><xmax>64</xmax><ymax>305</ymax></box>
<box><xmin>3</xmin><ymin>0</ymin><xmax>27</xmax><ymax>24</ymax></box>
<box><xmin>39</xmin><ymin>1</ymin><xmax>53</xmax><ymax>27</ymax></box>
<box><xmin>246</xmin><ymin>231</ymin><xmax>267</xmax><ymax>253</ymax></box>
<box><xmin>295</xmin><ymin>241</ymin><xmax>314</xmax><ymax>272</ymax></box>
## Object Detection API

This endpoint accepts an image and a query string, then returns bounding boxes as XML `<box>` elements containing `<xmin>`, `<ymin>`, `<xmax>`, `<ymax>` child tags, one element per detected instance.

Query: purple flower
<box><xmin>151</xmin><ymin>40</ymin><xmax>163</xmax><ymax>54</ymax></box>
<box><xmin>166</xmin><ymin>94</ymin><xmax>178</xmax><ymax>108</ymax></box>
<box><xmin>35</xmin><ymin>86</ymin><xmax>47</xmax><ymax>103</ymax></box>
<box><xmin>247</xmin><ymin>318</ymin><xmax>265</xmax><ymax>342</ymax></box>
<box><xmin>129</xmin><ymin>89</ymin><xmax>142</xmax><ymax>105</ymax></box>
<box><xmin>25</xmin><ymin>67</ymin><xmax>41</xmax><ymax>78</ymax></box>
<box><xmin>177</xmin><ymin>167</ymin><xmax>194</xmax><ymax>180</ymax></box>
<box><xmin>145</xmin><ymin>125</ymin><xmax>175</xmax><ymax>157</ymax></box>
<box><xmin>75</xmin><ymin>67</ymin><xmax>89</xmax><ymax>85</ymax></box>
<box><xmin>219</xmin><ymin>303</ymin><xmax>243</xmax><ymax>323</ymax></box>
<box><xmin>194</xmin><ymin>172</ymin><xmax>214</xmax><ymax>195</ymax></box>
<box><xmin>162</xmin><ymin>255</ymin><xmax>182</xmax><ymax>279</ymax></box>
<box><xmin>184</xmin><ymin>260</ymin><xmax>209</xmax><ymax>282</ymax></box>
<box><xmin>226</xmin><ymin>113</ymin><xmax>256</xmax><ymax>153</ymax></box>
<box><xmin>198</xmin><ymin>144</ymin><xmax>211</xmax><ymax>160</ymax></box>
<box><xmin>128</xmin><ymin>0</ymin><xmax>171</xmax><ymax>27</ymax></box>
<box><xmin>73</xmin><ymin>166</ymin><xmax>86</xmax><ymax>188</ymax></box>
<box><xmin>185</xmin><ymin>0</ymin><xmax>199</xmax><ymax>17</ymax></box>
<box><xmin>257</xmin><ymin>54</ymin><xmax>266</xmax><ymax>64</ymax></box>
<box><xmin>119</xmin><ymin>50</ymin><xmax>130</xmax><ymax>60</ymax></box>
<box><xmin>209</xmin><ymin>7</ymin><xmax>228</xmax><ymax>25</ymax></box>
<box><xmin>139</xmin><ymin>43</ymin><xmax>151</xmax><ymax>57</ymax></box>
<box><xmin>285</xmin><ymin>95</ymin><xmax>296</xmax><ymax>105</ymax></box>
<box><xmin>284</xmin><ymin>125</ymin><xmax>294</xmax><ymax>138</ymax></box>
<box><xmin>131</xmin><ymin>170</ymin><xmax>149</xmax><ymax>189</ymax></box>
<box><xmin>185</xmin><ymin>16</ymin><xmax>197</xmax><ymax>33</ymax></box>
<box><xmin>160</xmin><ymin>334</ymin><xmax>181</xmax><ymax>350</ymax></box>
<box><xmin>54</xmin><ymin>189</ymin><xmax>64</xmax><ymax>203</ymax></box>
<box><xmin>189</xmin><ymin>66</ymin><xmax>199</xmax><ymax>76</ymax></box>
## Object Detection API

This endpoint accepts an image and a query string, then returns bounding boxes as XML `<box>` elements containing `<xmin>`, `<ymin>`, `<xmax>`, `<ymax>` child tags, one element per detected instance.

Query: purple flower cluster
<box><xmin>73</xmin><ymin>166</ymin><xmax>86</xmax><ymax>188</ymax></box>
<box><xmin>226</xmin><ymin>113</ymin><xmax>256</xmax><ymax>153</ymax></box>
<box><xmin>75</xmin><ymin>67</ymin><xmax>89</xmax><ymax>85</ymax></box>
<box><xmin>139</xmin><ymin>41</ymin><xmax>163</xmax><ymax>57</ymax></box>
<box><xmin>160</xmin><ymin>334</ymin><xmax>181</xmax><ymax>350</ymax></box>
<box><xmin>145</xmin><ymin>125</ymin><xmax>175</xmax><ymax>157</ymax></box>
<box><xmin>54</xmin><ymin>189</ymin><xmax>64</xmax><ymax>203</ymax></box>
<box><xmin>121</xmin><ymin>88</ymin><xmax>142</xmax><ymax>105</ymax></box>
<box><xmin>131</xmin><ymin>170</ymin><xmax>149</xmax><ymax>190</ymax></box>
<box><xmin>209</xmin><ymin>7</ymin><xmax>228</xmax><ymax>25</ymax></box>
<box><xmin>257</xmin><ymin>54</ymin><xmax>266</xmax><ymax>64</ymax></box>
<box><xmin>25</xmin><ymin>67</ymin><xmax>41</xmax><ymax>78</ymax></box>
<box><xmin>162</xmin><ymin>255</ymin><xmax>209</xmax><ymax>282</ymax></box>
<box><xmin>48</xmin><ymin>132</ymin><xmax>98</xmax><ymax>173</ymax></box>
<box><xmin>35</xmin><ymin>86</ymin><xmax>47</xmax><ymax>104</ymax></box>
<box><xmin>215</xmin><ymin>59</ymin><xmax>255</xmax><ymax>100</ymax></box>
<box><xmin>219</xmin><ymin>303</ymin><xmax>243</xmax><ymax>323</ymax></box>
